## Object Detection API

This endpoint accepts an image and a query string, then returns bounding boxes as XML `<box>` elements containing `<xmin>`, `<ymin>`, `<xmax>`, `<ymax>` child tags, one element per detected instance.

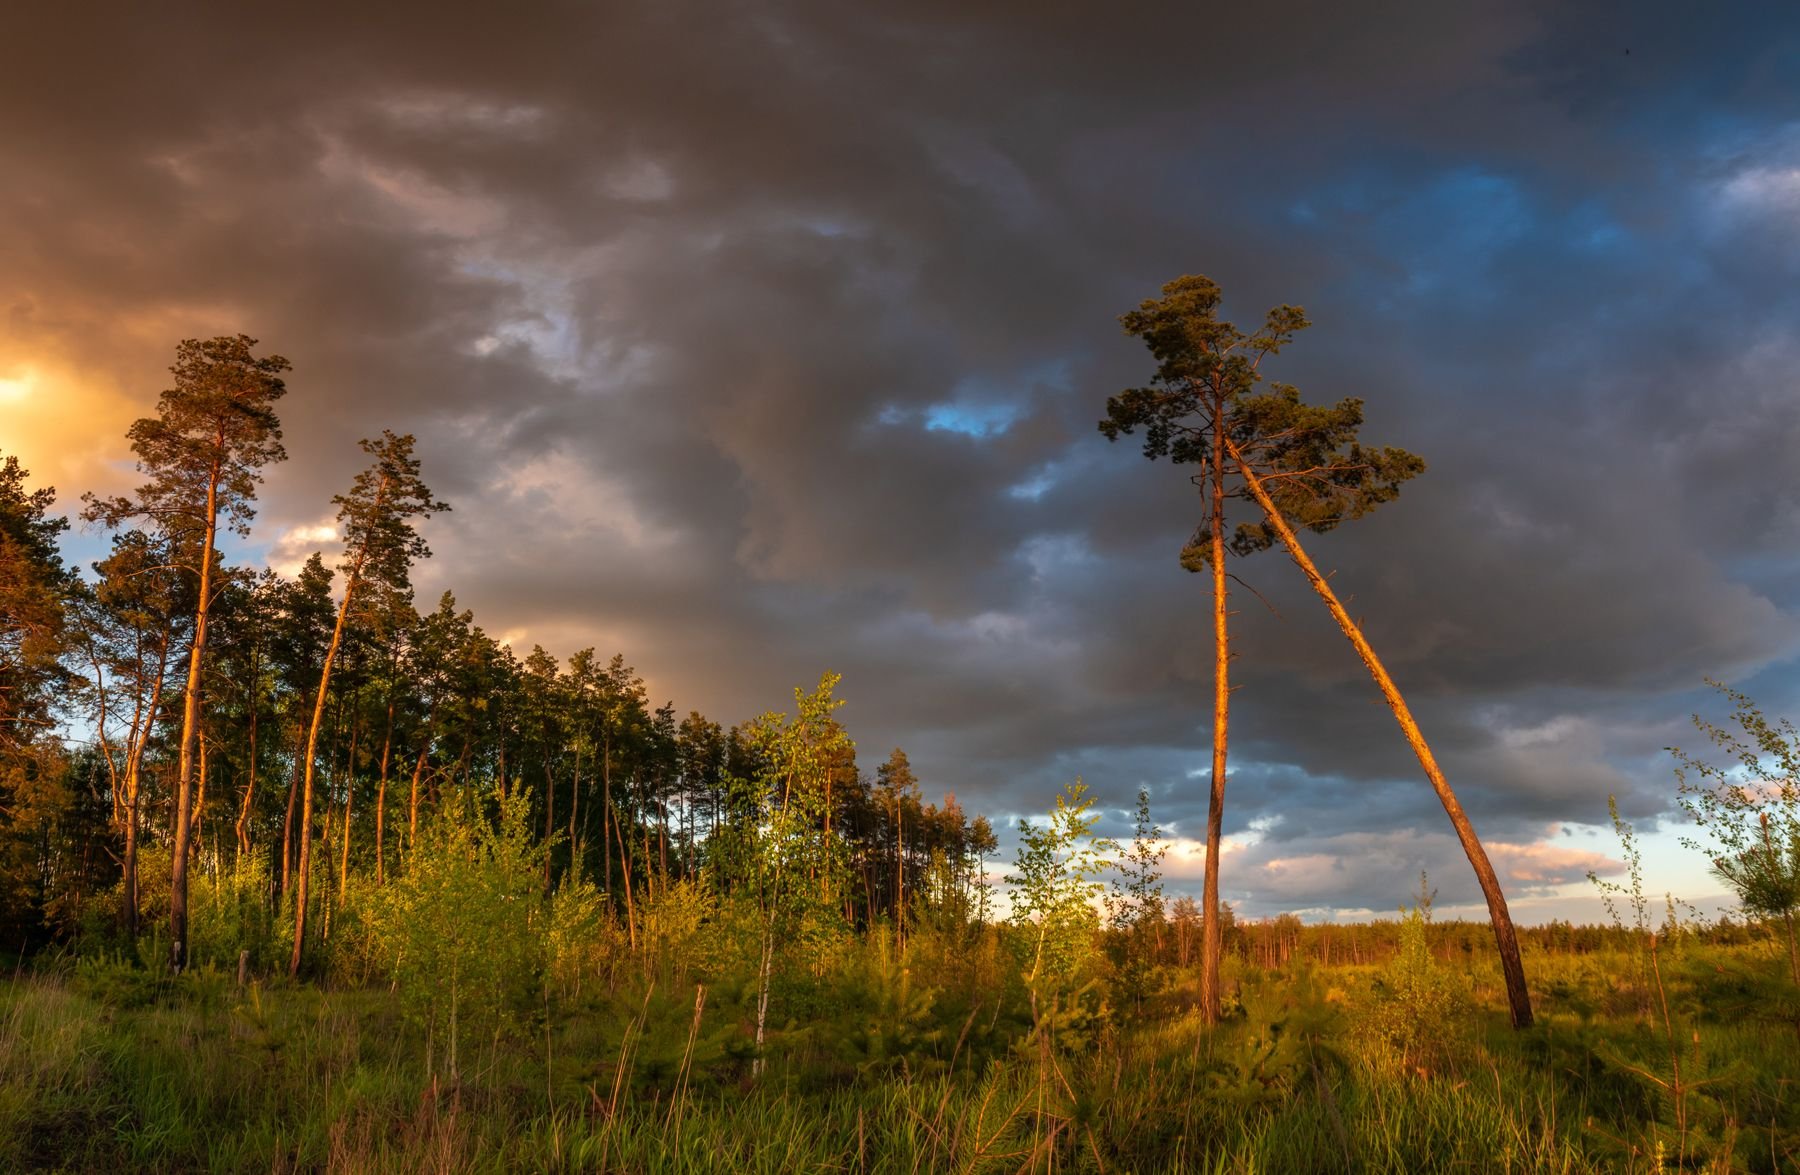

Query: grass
<box><xmin>2</xmin><ymin>937</ymin><xmax>1798</xmax><ymax>1173</ymax></box>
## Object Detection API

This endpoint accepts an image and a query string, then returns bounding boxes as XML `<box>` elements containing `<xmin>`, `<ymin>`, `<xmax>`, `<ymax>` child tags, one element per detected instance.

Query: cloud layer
<box><xmin>5</xmin><ymin>1</ymin><xmax>1799</xmax><ymax>916</ymax></box>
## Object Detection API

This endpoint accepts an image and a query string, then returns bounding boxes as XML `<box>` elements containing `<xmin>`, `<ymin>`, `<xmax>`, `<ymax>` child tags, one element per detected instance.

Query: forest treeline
<box><xmin>0</xmin><ymin>356</ymin><xmax>1000</xmax><ymax>971</ymax></box>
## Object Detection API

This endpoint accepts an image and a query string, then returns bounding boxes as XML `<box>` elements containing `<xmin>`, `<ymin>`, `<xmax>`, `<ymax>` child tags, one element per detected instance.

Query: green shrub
<box><xmin>360</xmin><ymin>791</ymin><xmax>546</xmax><ymax>1077</ymax></box>
<box><xmin>1363</xmin><ymin>904</ymin><xmax>1467</xmax><ymax>1071</ymax></box>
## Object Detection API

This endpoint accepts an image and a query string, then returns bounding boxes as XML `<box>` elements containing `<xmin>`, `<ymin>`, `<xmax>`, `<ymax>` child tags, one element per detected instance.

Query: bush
<box><xmin>1363</xmin><ymin>904</ymin><xmax>1467</xmax><ymax>1071</ymax></box>
<box><xmin>361</xmin><ymin>791</ymin><xmax>546</xmax><ymax>1077</ymax></box>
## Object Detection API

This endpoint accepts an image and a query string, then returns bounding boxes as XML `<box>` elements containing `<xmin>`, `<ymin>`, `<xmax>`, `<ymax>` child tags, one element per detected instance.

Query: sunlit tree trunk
<box><xmin>290</xmin><ymin>550</ymin><xmax>366</xmax><ymax>977</ymax></box>
<box><xmin>1200</xmin><ymin>396</ymin><xmax>1229</xmax><ymax>1026</ymax></box>
<box><xmin>170</xmin><ymin>461</ymin><xmax>220</xmax><ymax>973</ymax></box>
<box><xmin>1227</xmin><ymin>436</ymin><xmax>1533</xmax><ymax>1028</ymax></box>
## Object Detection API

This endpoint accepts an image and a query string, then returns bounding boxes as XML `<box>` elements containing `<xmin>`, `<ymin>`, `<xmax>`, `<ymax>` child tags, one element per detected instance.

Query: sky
<box><xmin>4</xmin><ymin>1</ymin><xmax>1799</xmax><ymax>922</ymax></box>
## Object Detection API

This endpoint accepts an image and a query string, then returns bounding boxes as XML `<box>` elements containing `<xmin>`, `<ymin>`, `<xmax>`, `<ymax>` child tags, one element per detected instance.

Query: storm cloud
<box><xmin>5</xmin><ymin>0</ymin><xmax>1799</xmax><ymax>915</ymax></box>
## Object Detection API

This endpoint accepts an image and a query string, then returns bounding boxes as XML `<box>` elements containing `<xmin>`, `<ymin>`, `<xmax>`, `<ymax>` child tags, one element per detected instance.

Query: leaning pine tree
<box><xmin>1101</xmin><ymin>274</ymin><xmax>1532</xmax><ymax>1029</ymax></box>
<box><xmin>290</xmin><ymin>431</ymin><xmax>447</xmax><ymax>976</ymax></box>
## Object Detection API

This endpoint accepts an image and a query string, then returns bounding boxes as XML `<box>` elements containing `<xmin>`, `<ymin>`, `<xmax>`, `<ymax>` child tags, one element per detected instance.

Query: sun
<box><xmin>0</xmin><ymin>369</ymin><xmax>34</xmax><ymax>403</ymax></box>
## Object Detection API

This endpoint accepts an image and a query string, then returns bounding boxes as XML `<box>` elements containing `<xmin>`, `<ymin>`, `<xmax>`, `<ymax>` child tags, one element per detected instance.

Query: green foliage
<box><xmin>187</xmin><ymin>854</ymin><xmax>286</xmax><ymax>974</ymax></box>
<box><xmin>8</xmin><ymin>927</ymin><xmax>1800</xmax><ymax>1172</ymax></box>
<box><xmin>544</xmin><ymin>868</ymin><xmax>619</xmax><ymax>997</ymax></box>
<box><xmin>1673</xmin><ymin>681</ymin><xmax>1800</xmax><ymax>987</ymax></box>
<box><xmin>1588</xmin><ymin>794</ymin><xmax>1656</xmax><ymax>1018</ymax></box>
<box><xmin>1098</xmin><ymin>274</ymin><xmax>1424</xmax><ymax>572</ymax></box>
<box><xmin>362</xmin><ymin>790</ymin><xmax>547</xmax><ymax>1076</ymax></box>
<box><xmin>1107</xmin><ymin>787</ymin><xmax>1167</xmax><ymax>1015</ymax></box>
<box><xmin>638</xmin><ymin>876</ymin><xmax>719</xmax><ymax>984</ymax></box>
<box><xmin>1007</xmin><ymin>779</ymin><xmax>1116</xmax><ymax>1017</ymax></box>
<box><xmin>1363</xmin><ymin>885</ymin><xmax>1467</xmax><ymax>1072</ymax></box>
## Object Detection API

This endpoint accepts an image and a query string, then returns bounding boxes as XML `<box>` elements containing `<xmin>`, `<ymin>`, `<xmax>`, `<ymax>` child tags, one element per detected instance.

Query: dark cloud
<box><xmin>6</xmin><ymin>0</ymin><xmax>1799</xmax><ymax>918</ymax></box>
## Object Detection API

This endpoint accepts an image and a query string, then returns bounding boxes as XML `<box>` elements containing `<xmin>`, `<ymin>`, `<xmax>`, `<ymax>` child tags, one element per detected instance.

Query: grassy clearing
<box><xmin>4</xmin><ymin>934</ymin><xmax>1798</xmax><ymax>1173</ymax></box>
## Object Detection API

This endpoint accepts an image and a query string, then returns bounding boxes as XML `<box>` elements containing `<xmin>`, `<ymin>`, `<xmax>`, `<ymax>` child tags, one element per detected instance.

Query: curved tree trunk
<box><xmin>1226</xmin><ymin>436</ymin><xmax>1533</xmax><ymax>1028</ymax></box>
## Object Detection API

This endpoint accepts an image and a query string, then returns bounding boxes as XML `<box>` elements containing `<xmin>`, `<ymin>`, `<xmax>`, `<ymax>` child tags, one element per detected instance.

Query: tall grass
<box><xmin>3</xmin><ymin>938</ymin><xmax>1797</xmax><ymax>1172</ymax></box>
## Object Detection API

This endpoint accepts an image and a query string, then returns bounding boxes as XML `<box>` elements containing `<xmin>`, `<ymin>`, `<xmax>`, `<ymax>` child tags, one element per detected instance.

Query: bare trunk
<box><xmin>235</xmin><ymin>700</ymin><xmax>258</xmax><ymax>857</ymax></box>
<box><xmin>194</xmin><ymin>732</ymin><xmax>209</xmax><ymax>870</ymax></box>
<box><xmin>567</xmin><ymin>748</ymin><xmax>581</xmax><ymax>878</ymax></box>
<box><xmin>337</xmin><ymin>694</ymin><xmax>364</xmax><ymax>902</ymax></box>
<box><xmin>406</xmin><ymin>699</ymin><xmax>435</xmax><ymax>857</ymax></box>
<box><xmin>280</xmin><ymin>720</ymin><xmax>302</xmax><ymax>896</ymax></box>
<box><xmin>170</xmin><ymin>472</ymin><xmax>220</xmax><ymax>973</ymax></box>
<box><xmin>1200</xmin><ymin>402</ymin><xmax>1229</xmax><ymax>1026</ymax></box>
<box><xmin>612</xmin><ymin>799</ymin><xmax>637</xmax><ymax>950</ymax></box>
<box><xmin>119</xmin><ymin>644</ymin><xmax>169</xmax><ymax>942</ymax></box>
<box><xmin>1226</xmin><ymin>436</ymin><xmax>1533</xmax><ymax>1028</ymax></box>
<box><xmin>291</xmin><ymin>562</ymin><xmax>362</xmax><ymax>977</ymax></box>
<box><xmin>602</xmin><ymin>739</ymin><xmax>613</xmax><ymax>902</ymax></box>
<box><xmin>752</xmin><ymin>930</ymin><xmax>775</xmax><ymax>1077</ymax></box>
<box><xmin>643</xmin><ymin>816</ymin><xmax>654</xmax><ymax>903</ymax></box>
<box><xmin>895</xmin><ymin>800</ymin><xmax>905</xmax><ymax>955</ymax></box>
<box><xmin>338</xmin><ymin>758</ymin><xmax>354</xmax><ymax>902</ymax></box>
<box><xmin>122</xmin><ymin>788</ymin><xmax>140</xmax><ymax>941</ymax></box>
<box><xmin>375</xmin><ymin>699</ymin><xmax>393</xmax><ymax>885</ymax></box>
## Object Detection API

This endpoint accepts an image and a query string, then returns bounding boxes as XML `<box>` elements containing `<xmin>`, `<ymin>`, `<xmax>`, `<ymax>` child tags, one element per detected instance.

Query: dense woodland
<box><xmin>3</xmin><ymin>321</ymin><xmax>1800</xmax><ymax>1172</ymax></box>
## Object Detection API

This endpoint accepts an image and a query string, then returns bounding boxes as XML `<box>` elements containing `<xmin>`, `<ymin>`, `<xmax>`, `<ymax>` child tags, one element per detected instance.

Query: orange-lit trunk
<box><xmin>291</xmin><ymin>539</ymin><xmax>369</xmax><ymax>977</ymax></box>
<box><xmin>170</xmin><ymin>461</ymin><xmax>220</xmax><ymax>973</ymax></box>
<box><xmin>1226</xmin><ymin>436</ymin><xmax>1533</xmax><ymax>1029</ymax></box>
<box><xmin>1200</xmin><ymin>394</ymin><xmax>1229</xmax><ymax>1026</ymax></box>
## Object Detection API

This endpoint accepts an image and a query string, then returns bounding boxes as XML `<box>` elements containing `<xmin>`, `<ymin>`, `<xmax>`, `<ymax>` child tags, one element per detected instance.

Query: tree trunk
<box><xmin>119</xmin><ymin>645</ymin><xmax>169</xmax><ymax>942</ymax></box>
<box><xmin>407</xmin><ymin>703</ymin><xmax>434</xmax><ymax>856</ymax></box>
<box><xmin>235</xmin><ymin>699</ymin><xmax>258</xmax><ymax>858</ymax></box>
<box><xmin>122</xmin><ymin>786</ymin><xmax>140</xmax><ymax>941</ymax></box>
<box><xmin>752</xmin><ymin>929</ymin><xmax>775</xmax><ymax>1078</ymax></box>
<box><xmin>568</xmin><ymin>748</ymin><xmax>581</xmax><ymax>880</ymax></box>
<box><xmin>194</xmin><ymin>732</ymin><xmax>210</xmax><ymax>870</ymax></box>
<box><xmin>602</xmin><ymin>737</ymin><xmax>613</xmax><ymax>902</ymax></box>
<box><xmin>338</xmin><ymin>750</ymin><xmax>355</xmax><ymax>902</ymax></box>
<box><xmin>280</xmin><ymin>719</ymin><xmax>303</xmax><ymax>896</ymax></box>
<box><xmin>612</xmin><ymin>799</ymin><xmax>637</xmax><ymax>950</ymax></box>
<box><xmin>290</xmin><ymin>559</ymin><xmax>364</xmax><ymax>977</ymax></box>
<box><xmin>1200</xmin><ymin>397</ymin><xmax>1229</xmax><ymax>1026</ymax></box>
<box><xmin>170</xmin><ymin>469</ymin><xmax>221</xmax><ymax>973</ymax></box>
<box><xmin>337</xmin><ymin>693</ymin><xmax>365</xmax><ymax>902</ymax></box>
<box><xmin>374</xmin><ymin>698</ymin><xmax>393</xmax><ymax>885</ymax></box>
<box><xmin>1226</xmin><ymin>436</ymin><xmax>1534</xmax><ymax>1029</ymax></box>
<box><xmin>895</xmin><ymin>799</ymin><xmax>905</xmax><ymax>955</ymax></box>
